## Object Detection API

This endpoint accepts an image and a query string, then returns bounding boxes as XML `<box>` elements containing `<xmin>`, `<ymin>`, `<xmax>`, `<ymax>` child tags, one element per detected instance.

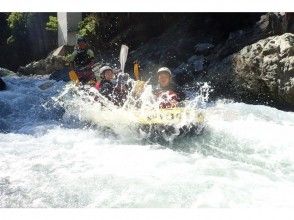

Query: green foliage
<box><xmin>6</xmin><ymin>36</ymin><xmax>15</xmax><ymax>44</ymax></box>
<box><xmin>46</xmin><ymin>16</ymin><xmax>58</xmax><ymax>31</ymax></box>
<box><xmin>7</xmin><ymin>12</ymin><xmax>32</xmax><ymax>31</ymax></box>
<box><xmin>7</xmin><ymin>12</ymin><xmax>25</xmax><ymax>29</ymax></box>
<box><xmin>78</xmin><ymin>14</ymin><xmax>99</xmax><ymax>37</ymax></box>
<box><xmin>6</xmin><ymin>12</ymin><xmax>33</xmax><ymax>45</ymax></box>
<box><xmin>64</xmin><ymin>54</ymin><xmax>73</xmax><ymax>63</ymax></box>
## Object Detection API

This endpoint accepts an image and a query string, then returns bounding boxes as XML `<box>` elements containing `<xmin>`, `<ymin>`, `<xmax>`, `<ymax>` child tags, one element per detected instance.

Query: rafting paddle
<box><xmin>133</xmin><ymin>60</ymin><xmax>140</xmax><ymax>80</ymax></box>
<box><xmin>119</xmin><ymin>44</ymin><xmax>129</xmax><ymax>73</ymax></box>
<box><xmin>69</xmin><ymin>70</ymin><xmax>80</xmax><ymax>85</ymax></box>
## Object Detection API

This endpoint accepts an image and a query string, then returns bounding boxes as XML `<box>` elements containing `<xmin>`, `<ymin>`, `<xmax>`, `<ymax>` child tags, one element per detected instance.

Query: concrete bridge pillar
<box><xmin>58</xmin><ymin>12</ymin><xmax>82</xmax><ymax>46</ymax></box>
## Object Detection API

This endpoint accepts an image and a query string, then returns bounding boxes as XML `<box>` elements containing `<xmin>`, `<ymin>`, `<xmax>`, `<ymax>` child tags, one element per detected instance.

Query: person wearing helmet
<box><xmin>96</xmin><ymin>66</ymin><xmax>128</xmax><ymax>106</ymax></box>
<box><xmin>153</xmin><ymin>67</ymin><xmax>185</xmax><ymax>108</ymax></box>
<box><xmin>69</xmin><ymin>36</ymin><xmax>96</xmax><ymax>84</ymax></box>
<box><xmin>96</xmin><ymin>66</ymin><xmax>115</xmax><ymax>100</ymax></box>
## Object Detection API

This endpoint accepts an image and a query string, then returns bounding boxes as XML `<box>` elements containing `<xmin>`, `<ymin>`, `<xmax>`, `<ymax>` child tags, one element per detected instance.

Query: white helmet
<box><xmin>99</xmin><ymin>66</ymin><xmax>113</xmax><ymax>78</ymax></box>
<box><xmin>157</xmin><ymin>67</ymin><xmax>172</xmax><ymax>76</ymax></box>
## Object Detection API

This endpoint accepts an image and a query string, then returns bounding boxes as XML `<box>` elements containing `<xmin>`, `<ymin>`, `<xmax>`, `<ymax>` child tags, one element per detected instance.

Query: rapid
<box><xmin>1</xmin><ymin>75</ymin><xmax>294</xmax><ymax>207</ymax></box>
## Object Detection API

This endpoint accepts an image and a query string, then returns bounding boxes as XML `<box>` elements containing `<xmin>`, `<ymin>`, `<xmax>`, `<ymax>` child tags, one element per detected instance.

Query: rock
<box><xmin>0</xmin><ymin>77</ymin><xmax>6</xmax><ymax>91</ymax></box>
<box><xmin>126</xmin><ymin>18</ymin><xmax>197</xmax><ymax>80</ymax></box>
<box><xmin>173</xmin><ymin>63</ymin><xmax>195</xmax><ymax>86</ymax></box>
<box><xmin>173</xmin><ymin>63</ymin><xmax>190</xmax><ymax>76</ymax></box>
<box><xmin>51</xmin><ymin>45</ymin><xmax>73</xmax><ymax>57</ymax></box>
<box><xmin>0</xmin><ymin>67</ymin><xmax>16</xmax><ymax>77</ymax></box>
<box><xmin>194</xmin><ymin>43</ymin><xmax>214</xmax><ymax>55</ymax></box>
<box><xmin>159</xmin><ymin>48</ymin><xmax>182</xmax><ymax>69</ymax></box>
<box><xmin>49</xmin><ymin>67</ymin><xmax>71</xmax><ymax>82</ymax></box>
<box><xmin>38</xmin><ymin>81</ymin><xmax>55</xmax><ymax>90</ymax></box>
<box><xmin>205</xmin><ymin>56</ymin><xmax>236</xmax><ymax>99</ymax></box>
<box><xmin>187</xmin><ymin>55</ymin><xmax>205</xmax><ymax>72</ymax></box>
<box><xmin>207</xmin><ymin>33</ymin><xmax>294</xmax><ymax>110</ymax></box>
<box><xmin>18</xmin><ymin>55</ymin><xmax>66</xmax><ymax>76</ymax></box>
<box><xmin>215</xmin><ymin>12</ymin><xmax>294</xmax><ymax>59</ymax></box>
<box><xmin>171</xmin><ymin>55</ymin><xmax>208</xmax><ymax>85</ymax></box>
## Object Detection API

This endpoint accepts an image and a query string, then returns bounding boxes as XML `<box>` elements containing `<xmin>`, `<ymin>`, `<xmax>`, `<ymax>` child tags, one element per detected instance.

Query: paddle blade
<box><xmin>69</xmin><ymin>70</ymin><xmax>79</xmax><ymax>83</ymax></box>
<box><xmin>134</xmin><ymin>62</ymin><xmax>140</xmax><ymax>80</ymax></box>
<box><xmin>119</xmin><ymin>44</ymin><xmax>129</xmax><ymax>73</ymax></box>
<box><xmin>132</xmin><ymin>80</ymin><xmax>145</xmax><ymax>97</ymax></box>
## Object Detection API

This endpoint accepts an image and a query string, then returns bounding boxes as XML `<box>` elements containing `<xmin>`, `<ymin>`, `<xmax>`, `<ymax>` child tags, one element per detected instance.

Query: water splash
<box><xmin>1</xmin><ymin>75</ymin><xmax>294</xmax><ymax>208</ymax></box>
<box><xmin>53</xmin><ymin>79</ymin><xmax>210</xmax><ymax>144</ymax></box>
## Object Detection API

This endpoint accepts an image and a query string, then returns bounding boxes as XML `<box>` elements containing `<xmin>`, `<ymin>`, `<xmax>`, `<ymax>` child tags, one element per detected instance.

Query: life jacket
<box><xmin>76</xmin><ymin>69</ymin><xmax>96</xmax><ymax>84</ymax></box>
<box><xmin>74</xmin><ymin>49</ymin><xmax>93</xmax><ymax>67</ymax></box>
<box><xmin>153</xmin><ymin>85</ymin><xmax>181</xmax><ymax>109</ymax></box>
<box><xmin>155</xmin><ymin>90</ymin><xmax>180</xmax><ymax>109</ymax></box>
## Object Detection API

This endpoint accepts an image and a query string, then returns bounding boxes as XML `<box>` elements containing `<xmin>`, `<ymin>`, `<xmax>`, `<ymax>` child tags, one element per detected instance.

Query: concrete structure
<box><xmin>58</xmin><ymin>13</ymin><xmax>82</xmax><ymax>46</ymax></box>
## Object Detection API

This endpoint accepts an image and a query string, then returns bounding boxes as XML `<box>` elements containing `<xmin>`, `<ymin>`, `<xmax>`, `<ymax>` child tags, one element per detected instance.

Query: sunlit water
<box><xmin>1</xmin><ymin>75</ymin><xmax>294</xmax><ymax>208</ymax></box>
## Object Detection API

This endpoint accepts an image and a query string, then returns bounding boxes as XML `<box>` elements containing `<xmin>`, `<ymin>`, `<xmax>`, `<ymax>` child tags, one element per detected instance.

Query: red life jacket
<box><xmin>95</xmin><ymin>81</ymin><xmax>101</xmax><ymax>90</ymax></box>
<box><xmin>155</xmin><ymin>90</ymin><xmax>180</xmax><ymax>109</ymax></box>
<box><xmin>76</xmin><ymin>69</ymin><xmax>96</xmax><ymax>84</ymax></box>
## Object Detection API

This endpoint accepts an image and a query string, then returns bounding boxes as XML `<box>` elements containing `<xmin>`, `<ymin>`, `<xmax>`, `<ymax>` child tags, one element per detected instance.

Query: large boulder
<box><xmin>0</xmin><ymin>67</ymin><xmax>15</xmax><ymax>77</ymax></box>
<box><xmin>0</xmin><ymin>77</ymin><xmax>6</xmax><ymax>91</ymax></box>
<box><xmin>17</xmin><ymin>45</ymin><xmax>73</xmax><ymax>76</ymax></box>
<box><xmin>49</xmin><ymin>67</ymin><xmax>71</xmax><ymax>82</ymax></box>
<box><xmin>214</xmin><ymin>13</ymin><xmax>294</xmax><ymax>60</ymax></box>
<box><xmin>18</xmin><ymin>55</ymin><xmax>66</xmax><ymax>76</ymax></box>
<box><xmin>206</xmin><ymin>33</ymin><xmax>294</xmax><ymax>110</ymax></box>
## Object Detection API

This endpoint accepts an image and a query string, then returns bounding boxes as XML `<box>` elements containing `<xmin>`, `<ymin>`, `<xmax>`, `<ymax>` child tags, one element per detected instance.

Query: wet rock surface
<box><xmin>206</xmin><ymin>33</ymin><xmax>294</xmax><ymax>110</ymax></box>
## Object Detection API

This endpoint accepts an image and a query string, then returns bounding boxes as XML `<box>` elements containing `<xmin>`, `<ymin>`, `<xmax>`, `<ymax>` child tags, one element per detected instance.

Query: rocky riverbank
<box><xmin>7</xmin><ymin>13</ymin><xmax>294</xmax><ymax>110</ymax></box>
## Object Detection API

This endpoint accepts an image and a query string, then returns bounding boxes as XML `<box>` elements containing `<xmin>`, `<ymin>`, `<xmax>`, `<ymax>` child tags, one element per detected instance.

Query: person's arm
<box><xmin>68</xmin><ymin>50</ymin><xmax>78</xmax><ymax>70</ymax></box>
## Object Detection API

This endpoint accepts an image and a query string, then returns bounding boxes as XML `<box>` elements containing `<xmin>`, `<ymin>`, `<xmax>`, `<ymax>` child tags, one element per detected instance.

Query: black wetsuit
<box><xmin>99</xmin><ymin>79</ymin><xmax>128</xmax><ymax>106</ymax></box>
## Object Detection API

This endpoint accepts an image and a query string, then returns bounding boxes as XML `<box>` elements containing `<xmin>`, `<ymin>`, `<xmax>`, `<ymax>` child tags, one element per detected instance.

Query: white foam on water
<box><xmin>1</xmin><ymin>76</ymin><xmax>294</xmax><ymax>207</ymax></box>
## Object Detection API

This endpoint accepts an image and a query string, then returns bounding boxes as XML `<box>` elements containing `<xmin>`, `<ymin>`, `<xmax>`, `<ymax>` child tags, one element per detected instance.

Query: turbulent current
<box><xmin>1</xmin><ymin>75</ymin><xmax>294</xmax><ymax>208</ymax></box>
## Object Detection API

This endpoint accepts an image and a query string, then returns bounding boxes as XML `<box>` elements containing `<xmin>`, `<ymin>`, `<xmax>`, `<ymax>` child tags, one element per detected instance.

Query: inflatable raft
<box><xmin>136</xmin><ymin>107</ymin><xmax>205</xmax><ymax>143</ymax></box>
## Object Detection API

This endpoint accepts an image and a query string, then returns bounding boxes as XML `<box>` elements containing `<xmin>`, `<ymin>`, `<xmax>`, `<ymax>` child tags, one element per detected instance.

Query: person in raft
<box><xmin>95</xmin><ymin>66</ymin><xmax>129</xmax><ymax>106</ymax></box>
<box><xmin>153</xmin><ymin>67</ymin><xmax>185</xmax><ymax>109</ymax></box>
<box><xmin>68</xmin><ymin>36</ymin><xmax>96</xmax><ymax>85</ymax></box>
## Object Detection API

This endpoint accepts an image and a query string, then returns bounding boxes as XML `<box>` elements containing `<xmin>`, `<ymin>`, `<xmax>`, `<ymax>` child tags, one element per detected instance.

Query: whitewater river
<box><xmin>1</xmin><ymin>75</ymin><xmax>294</xmax><ymax>208</ymax></box>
